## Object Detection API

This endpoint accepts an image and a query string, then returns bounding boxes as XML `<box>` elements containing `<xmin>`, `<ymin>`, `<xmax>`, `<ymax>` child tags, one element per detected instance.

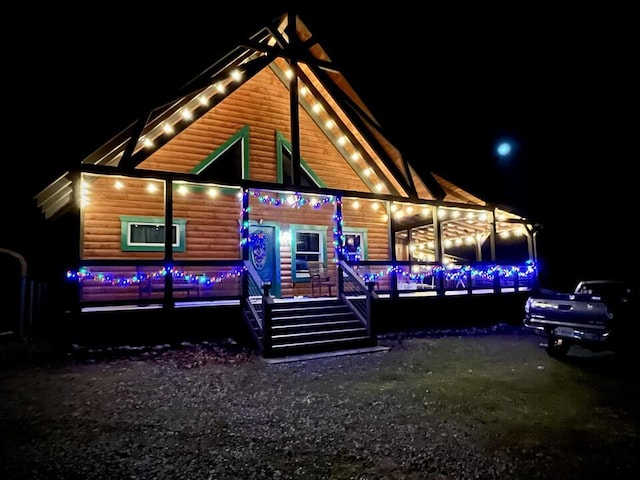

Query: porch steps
<box><xmin>266</xmin><ymin>298</ymin><xmax>375</xmax><ymax>358</ymax></box>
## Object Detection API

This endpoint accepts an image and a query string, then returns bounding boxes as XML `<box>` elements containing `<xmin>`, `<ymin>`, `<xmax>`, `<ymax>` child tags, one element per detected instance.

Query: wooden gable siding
<box><xmin>139</xmin><ymin>66</ymin><xmax>370</xmax><ymax>192</ymax></box>
<box><xmin>81</xmin><ymin>176</ymin><xmax>241</xmax><ymax>260</ymax></box>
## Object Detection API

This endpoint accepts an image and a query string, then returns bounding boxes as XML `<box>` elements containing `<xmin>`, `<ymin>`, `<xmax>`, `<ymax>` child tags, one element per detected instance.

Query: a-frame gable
<box><xmin>35</xmin><ymin>10</ymin><xmax>500</xmax><ymax>220</ymax></box>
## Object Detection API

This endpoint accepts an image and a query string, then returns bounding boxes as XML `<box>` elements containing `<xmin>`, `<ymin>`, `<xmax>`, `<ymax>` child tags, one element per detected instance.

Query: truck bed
<box><xmin>523</xmin><ymin>280</ymin><xmax>638</xmax><ymax>356</ymax></box>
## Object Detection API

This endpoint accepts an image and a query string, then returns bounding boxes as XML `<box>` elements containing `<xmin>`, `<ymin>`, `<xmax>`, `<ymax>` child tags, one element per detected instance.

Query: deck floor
<box><xmin>80</xmin><ymin>287</ymin><xmax>531</xmax><ymax>313</ymax></box>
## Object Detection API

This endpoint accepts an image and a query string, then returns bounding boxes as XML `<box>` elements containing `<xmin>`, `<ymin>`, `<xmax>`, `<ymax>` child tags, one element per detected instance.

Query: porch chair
<box><xmin>307</xmin><ymin>260</ymin><xmax>335</xmax><ymax>297</ymax></box>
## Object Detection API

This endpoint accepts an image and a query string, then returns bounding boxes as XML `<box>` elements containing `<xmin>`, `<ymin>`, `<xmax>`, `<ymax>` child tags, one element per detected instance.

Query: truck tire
<box><xmin>546</xmin><ymin>334</ymin><xmax>570</xmax><ymax>358</ymax></box>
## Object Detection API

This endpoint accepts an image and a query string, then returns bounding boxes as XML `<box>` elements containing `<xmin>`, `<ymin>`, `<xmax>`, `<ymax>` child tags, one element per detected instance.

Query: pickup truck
<box><xmin>523</xmin><ymin>279</ymin><xmax>639</xmax><ymax>357</ymax></box>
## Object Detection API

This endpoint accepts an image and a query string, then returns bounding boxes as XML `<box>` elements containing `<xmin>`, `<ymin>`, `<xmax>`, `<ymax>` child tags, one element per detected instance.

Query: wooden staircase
<box><xmin>261</xmin><ymin>298</ymin><xmax>375</xmax><ymax>358</ymax></box>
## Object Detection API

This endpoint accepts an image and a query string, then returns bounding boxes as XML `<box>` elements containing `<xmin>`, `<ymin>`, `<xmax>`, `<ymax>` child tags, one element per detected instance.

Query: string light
<box><xmin>249</xmin><ymin>190</ymin><xmax>334</xmax><ymax>209</ymax></box>
<box><xmin>66</xmin><ymin>267</ymin><xmax>244</xmax><ymax>286</ymax></box>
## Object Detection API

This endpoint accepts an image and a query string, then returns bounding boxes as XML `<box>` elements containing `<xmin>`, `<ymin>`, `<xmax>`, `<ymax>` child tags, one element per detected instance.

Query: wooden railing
<box><xmin>69</xmin><ymin>260</ymin><xmax>245</xmax><ymax>309</ymax></box>
<box><xmin>240</xmin><ymin>260</ymin><xmax>274</xmax><ymax>355</ymax></box>
<box><xmin>67</xmin><ymin>259</ymin><xmax>537</xmax><ymax>312</ymax></box>
<box><xmin>342</xmin><ymin>260</ymin><xmax>538</xmax><ymax>297</ymax></box>
<box><xmin>337</xmin><ymin>260</ymin><xmax>378</xmax><ymax>339</ymax></box>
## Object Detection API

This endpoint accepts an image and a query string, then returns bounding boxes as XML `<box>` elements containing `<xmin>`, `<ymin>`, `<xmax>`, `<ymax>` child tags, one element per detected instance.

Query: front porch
<box><xmin>63</xmin><ymin>258</ymin><xmax>536</xmax><ymax>357</ymax></box>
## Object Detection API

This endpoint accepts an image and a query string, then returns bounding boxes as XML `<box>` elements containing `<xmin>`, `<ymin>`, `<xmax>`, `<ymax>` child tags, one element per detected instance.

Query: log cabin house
<box><xmin>35</xmin><ymin>11</ymin><xmax>541</xmax><ymax>357</ymax></box>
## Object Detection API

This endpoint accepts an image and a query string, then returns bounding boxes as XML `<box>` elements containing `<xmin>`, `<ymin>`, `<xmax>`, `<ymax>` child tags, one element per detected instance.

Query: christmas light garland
<box><xmin>66</xmin><ymin>266</ymin><xmax>244</xmax><ymax>287</ymax></box>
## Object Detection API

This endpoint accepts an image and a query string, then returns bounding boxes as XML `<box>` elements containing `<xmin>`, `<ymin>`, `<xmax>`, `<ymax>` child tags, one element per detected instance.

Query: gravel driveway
<box><xmin>1</xmin><ymin>325</ymin><xmax>639</xmax><ymax>479</ymax></box>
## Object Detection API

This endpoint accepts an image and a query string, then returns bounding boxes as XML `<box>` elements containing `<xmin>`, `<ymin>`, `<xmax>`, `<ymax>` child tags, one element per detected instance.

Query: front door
<box><xmin>249</xmin><ymin>223</ymin><xmax>280</xmax><ymax>297</ymax></box>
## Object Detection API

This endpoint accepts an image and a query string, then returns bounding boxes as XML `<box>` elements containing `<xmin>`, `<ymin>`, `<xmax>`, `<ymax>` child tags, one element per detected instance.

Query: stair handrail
<box><xmin>241</xmin><ymin>261</ymin><xmax>275</xmax><ymax>353</ymax></box>
<box><xmin>337</xmin><ymin>260</ymin><xmax>377</xmax><ymax>338</ymax></box>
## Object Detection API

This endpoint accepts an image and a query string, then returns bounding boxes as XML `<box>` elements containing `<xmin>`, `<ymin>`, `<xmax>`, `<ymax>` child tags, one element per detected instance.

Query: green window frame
<box><xmin>276</xmin><ymin>131</ymin><xmax>326</xmax><ymax>187</ymax></box>
<box><xmin>290</xmin><ymin>224</ymin><xmax>328</xmax><ymax>282</ymax></box>
<box><xmin>120</xmin><ymin>216</ymin><xmax>187</xmax><ymax>252</ymax></box>
<box><xmin>343</xmin><ymin>227</ymin><xmax>368</xmax><ymax>262</ymax></box>
<box><xmin>191</xmin><ymin>125</ymin><xmax>250</xmax><ymax>181</ymax></box>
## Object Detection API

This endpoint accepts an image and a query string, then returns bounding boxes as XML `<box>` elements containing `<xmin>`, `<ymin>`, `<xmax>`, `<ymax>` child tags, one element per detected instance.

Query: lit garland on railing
<box><xmin>353</xmin><ymin>261</ymin><xmax>537</xmax><ymax>284</ymax></box>
<box><xmin>66</xmin><ymin>267</ymin><xmax>244</xmax><ymax>286</ymax></box>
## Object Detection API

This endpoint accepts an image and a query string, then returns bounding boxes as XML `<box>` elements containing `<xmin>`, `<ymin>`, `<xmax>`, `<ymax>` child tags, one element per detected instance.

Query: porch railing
<box><xmin>337</xmin><ymin>260</ymin><xmax>378</xmax><ymax>338</ymax></box>
<box><xmin>66</xmin><ymin>259</ymin><xmax>537</xmax><ymax>312</ymax></box>
<box><xmin>343</xmin><ymin>260</ymin><xmax>538</xmax><ymax>297</ymax></box>
<box><xmin>240</xmin><ymin>260</ymin><xmax>274</xmax><ymax>355</ymax></box>
<box><xmin>68</xmin><ymin>260</ymin><xmax>245</xmax><ymax>310</ymax></box>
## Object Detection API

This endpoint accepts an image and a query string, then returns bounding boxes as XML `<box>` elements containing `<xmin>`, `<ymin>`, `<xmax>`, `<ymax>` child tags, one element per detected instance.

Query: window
<box><xmin>343</xmin><ymin>228</ymin><xmax>368</xmax><ymax>262</ymax></box>
<box><xmin>131</xmin><ymin>223</ymin><xmax>175</xmax><ymax>245</ymax></box>
<box><xmin>281</xmin><ymin>148</ymin><xmax>316</xmax><ymax>187</ymax></box>
<box><xmin>191</xmin><ymin>125</ymin><xmax>249</xmax><ymax>182</ymax></box>
<box><xmin>120</xmin><ymin>216</ymin><xmax>187</xmax><ymax>252</ymax></box>
<box><xmin>276</xmin><ymin>131</ymin><xmax>326</xmax><ymax>187</ymax></box>
<box><xmin>344</xmin><ymin>233</ymin><xmax>362</xmax><ymax>262</ymax></box>
<box><xmin>290</xmin><ymin>225</ymin><xmax>327</xmax><ymax>282</ymax></box>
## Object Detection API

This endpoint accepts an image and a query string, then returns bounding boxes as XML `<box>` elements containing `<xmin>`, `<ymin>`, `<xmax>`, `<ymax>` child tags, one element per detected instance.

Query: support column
<box><xmin>241</xmin><ymin>188</ymin><xmax>250</xmax><ymax>261</ymax></box>
<box><xmin>388</xmin><ymin>201</ymin><xmax>398</xmax><ymax>298</ymax></box>
<box><xmin>164</xmin><ymin>179</ymin><xmax>174</xmax><ymax>311</ymax></box>
<box><xmin>334</xmin><ymin>196</ymin><xmax>344</xmax><ymax>261</ymax></box>
<box><xmin>489</xmin><ymin>208</ymin><xmax>497</xmax><ymax>262</ymax></box>
<box><xmin>433</xmin><ymin>206</ymin><xmax>445</xmax><ymax>296</ymax></box>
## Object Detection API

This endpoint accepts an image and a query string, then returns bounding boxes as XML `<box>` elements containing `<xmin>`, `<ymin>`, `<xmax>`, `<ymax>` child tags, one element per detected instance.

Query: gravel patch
<box><xmin>1</xmin><ymin>324</ymin><xmax>638</xmax><ymax>479</ymax></box>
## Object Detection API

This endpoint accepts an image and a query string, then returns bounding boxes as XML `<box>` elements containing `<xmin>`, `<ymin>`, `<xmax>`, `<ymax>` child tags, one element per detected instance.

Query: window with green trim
<box><xmin>120</xmin><ymin>216</ymin><xmax>187</xmax><ymax>252</ymax></box>
<box><xmin>290</xmin><ymin>225</ymin><xmax>328</xmax><ymax>282</ymax></box>
<box><xmin>276</xmin><ymin>131</ymin><xmax>325</xmax><ymax>187</ymax></box>
<box><xmin>191</xmin><ymin>125</ymin><xmax>249</xmax><ymax>182</ymax></box>
<box><xmin>281</xmin><ymin>147</ymin><xmax>316</xmax><ymax>187</ymax></box>
<box><xmin>343</xmin><ymin>228</ymin><xmax>368</xmax><ymax>262</ymax></box>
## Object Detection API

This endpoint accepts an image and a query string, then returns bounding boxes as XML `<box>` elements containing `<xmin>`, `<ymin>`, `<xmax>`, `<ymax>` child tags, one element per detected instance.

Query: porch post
<box><xmin>334</xmin><ymin>195</ymin><xmax>344</xmax><ymax>261</ymax></box>
<box><xmin>475</xmin><ymin>237</ymin><xmax>483</xmax><ymax>262</ymax></box>
<box><xmin>489</xmin><ymin>208</ymin><xmax>497</xmax><ymax>262</ymax></box>
<box><xmin>164</xmin><ymin>179</ymin><xmax>174</xmax><ymax>311</ymax></box>
<box><xmin>241</xmin><ymin>188</ymin><xmax>250</xmax><ymax>261</ymax></box>
<box><xmin>69</xmin><ymin>170</ymin><xmax>82</xmax><ymax>323</ymax></box>
<box><xmin>388</xmin><ymin>201</ymin><xmax>398</xmax><ymax>298</ymax></box>
<box><xmin>433</xmin><ymin>206</ymin><xmax>445</xmax><ymax>296</ymax></box>
<box><xmin>532</xmin><ymin>227</ymin><xmax>541</xmax><ymax>289</ymax></box>
<box><xmin>334</xmin><ymin>196</ymin><xmax>344</xmax><ymax>296</ymax></box>
<box><xmin>287</xmin><ymin>11</ymin><xmax>302</xmax><ymax>186</ymax></box>
<box><xmin>524</xmin><ymin>223</ymin><xmax>536</xmax><ymax>262</ymax></box>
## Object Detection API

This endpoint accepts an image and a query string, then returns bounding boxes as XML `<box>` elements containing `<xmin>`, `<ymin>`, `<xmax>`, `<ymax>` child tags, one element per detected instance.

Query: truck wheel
<box><xmin>546</xmin><ymin>335</ymin><xmax>570</xmax><ymax>358</ymax></box>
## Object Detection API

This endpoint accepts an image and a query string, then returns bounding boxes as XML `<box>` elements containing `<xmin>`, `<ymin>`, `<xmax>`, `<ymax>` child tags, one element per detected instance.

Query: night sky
<box><xmin>7</xmin><ymin>3</ymin><xmax>637</xmax><ymax>290</ymax></box>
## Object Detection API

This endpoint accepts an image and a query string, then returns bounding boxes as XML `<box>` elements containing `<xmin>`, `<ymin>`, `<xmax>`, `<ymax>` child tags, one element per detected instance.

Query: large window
<box><xmin>290</xmin><ymin>225</ymin><xmax>327</xmax><ymax>281</ymax></box>
<box><xmin>120</xmin><ymin>216</ymin><xmax>187</xmax><ymax>252</ymax></box>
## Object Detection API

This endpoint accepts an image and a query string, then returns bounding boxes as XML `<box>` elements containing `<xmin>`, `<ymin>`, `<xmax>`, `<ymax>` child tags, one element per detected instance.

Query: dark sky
<box><xmin>8</xmin><ymin>3</ymin><xmax>637</xmax><ymax>289</ymax></box>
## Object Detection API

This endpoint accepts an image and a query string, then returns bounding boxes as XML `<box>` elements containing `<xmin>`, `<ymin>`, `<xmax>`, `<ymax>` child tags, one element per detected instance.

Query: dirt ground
<box><xmin>1</xmin><ymin>325</ymin><xmax>639</xmax><ymax>479</ymax></box>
